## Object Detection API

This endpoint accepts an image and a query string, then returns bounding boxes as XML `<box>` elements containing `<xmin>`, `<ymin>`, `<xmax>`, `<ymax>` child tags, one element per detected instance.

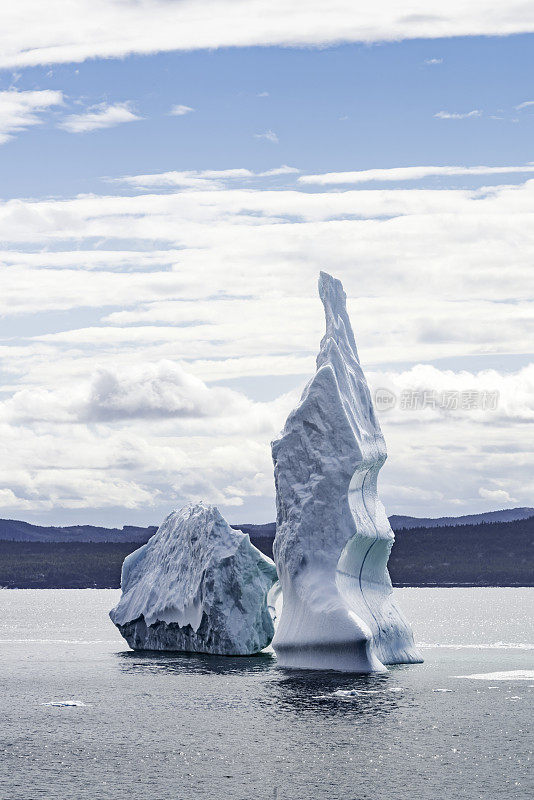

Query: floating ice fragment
<box><xmin>315</xmin><ymin>688</ymin><xmax>383</xmax><ymax>699</ymax></box>
<box><xmin>432</xmin><ymin>689</ymin><xmax>453</xmax><ymax>693</ymax></box>
<box><xmin>455</xmin><ymin>670</ymin><xmax>534</xmax><ymax>681</ymax></box>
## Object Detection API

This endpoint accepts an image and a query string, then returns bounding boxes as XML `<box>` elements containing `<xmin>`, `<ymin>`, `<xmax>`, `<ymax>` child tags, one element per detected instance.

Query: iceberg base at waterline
<box><xmin>110</xmin><ymin>502</ymin><xmax>278</xmax><ymax>656</ymax></box>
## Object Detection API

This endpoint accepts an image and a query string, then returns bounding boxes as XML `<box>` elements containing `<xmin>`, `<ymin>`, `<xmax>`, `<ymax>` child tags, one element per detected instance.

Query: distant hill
<box><xmin>230</xmin><ymin>522</ymin><xmax>276</xmax><ymax>538</ymax></box>
<box><xmin>0</xmin><ymin>540</ymin><xmax>138</xmax><ymax>589</ymax></box>
<box><xmin>388</xmin><ymin>516</ymin><xmax>534</xmax><ymax>587</ymax></box>
<box><xmin>389</xmin><ymin>507</ymin><xmax>534</xmax><ymax>530</ymax></box>
<box><xmin>1</xmin><ymin>516</ymin><xmax>532</xmax><ymax>588</ymax></box>
<box><xmin>240</xmin><ymin>516</ymin><xmax>534</xmax><ymax>585</ymax></box>
<box><xmin>0</xmin><ymin>518</ymin><xmax>156</xmax><ymax>543</ymax></box>
<box><xmin>1</xmin><ymin>508</ymin><xmax>531</xmax><ymax>543</ymax></box>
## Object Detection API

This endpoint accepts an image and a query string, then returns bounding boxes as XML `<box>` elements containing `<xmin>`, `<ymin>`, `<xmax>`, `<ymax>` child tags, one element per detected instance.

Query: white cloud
<box><xmin>298</xmin><ymin>164</ymin><xmax>534</xmax><ymax>185</ymax></box>
<box><xmin>367</xmin><ymin>364</ymin><xmax>534</xmax><ymax>425</ymax></box>
<box><xmin>254</xmin><ymin>130</ymin><xmax>279</xmax><ymax>143</ymax></box>
<box><xmin>59</xmin><ymin>101</ymin><xmax>141</xmax><ymax>133</ymax></box>
<box><xmin>111</xmin><ymin>168</ymin><xmax>254</xmax><ymax>190</ymax></box>
<box><xmin>0</xmin><ymin>359</ymin><xmax>298</xmax><ymax>516</ymax></box>
<box><xmin>0</xmin><ymin>170</ymin><xmax>533</xmax><ymax>519</ymax></box>
<box><xmin>3</xmin><ymin>360</ymin><xmax>273</xmax><ymax>425</ymax></box>
<box><xmin>0</xmin><ymin>249</ymin><xmax>186</xmax><ymax>272</ymax></box>
<box><xmin>434</xmin><ymin>109</ymin><xmax>482</xmax><ymax>119</ymax></box>
<box><xmin>0</xmin><ymin>89</ymin><xmax>63</xmax><ymax>144</ymax></box>
<box><xmin>2</xmin><ymin>2</ymin><xmax>534</xmax><ymax>68</ymax></box>
<box><xmin>0</xmin><ymin>488</ymin><xmax>36</xmax><ymax>511</ymax></box>
<box><xmin>515</xmin><ymin>100</ymin><xmax>534</xmax><ymax>110</ymax></box>
<box><xmin>169</xmin><ymin>104</ymin><xmax>194</xmax><ymax>116</ymax></box>
<box><xmin>478</xmin><ymin>487</ymin><xmax>516</xmax><ymax>503</ymax></box>
<box><xmin>109</xmin><ymin>165</ymin><xmax>299</xmax><ymax>189</ymax></box>
<box><xmin>85</xmin><ymin>362</ymin><xmax>254</xmax><ymax>422</ymax></box>
<box><xmin>261</xmin><ymin>165</ymin><xmax>299</xmax><ymax>176</ymax></box>
<box><xmin>1</xmin><ymin>359</ymin><xmax>531</xmax><ymax>519</ymax></box>
<box><xmin>425</xmin><ymin>57</ymin><xmax>443</xmax><ymax>64</ymax></box>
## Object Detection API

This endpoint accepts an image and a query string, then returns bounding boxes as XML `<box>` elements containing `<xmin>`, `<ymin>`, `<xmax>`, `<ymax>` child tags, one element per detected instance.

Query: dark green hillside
<box><xmin>0</xmin><ymin>516</ymin><xmax>532</xmax><ymax>588</ymax></box>
<box><xmin>388</xmin><ymin>516</ymin><xmax>534</xmax><ymax>586</ymax></box>
<box><xmin>0</xmin><ymin>541</ymin><xmax>139</xmax><ymax>589</ymax></box>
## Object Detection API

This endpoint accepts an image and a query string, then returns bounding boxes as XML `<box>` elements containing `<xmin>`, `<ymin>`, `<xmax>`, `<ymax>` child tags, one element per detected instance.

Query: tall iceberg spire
<box><xmin>271</xmin><ymin>272</ymin><xmax>422</xmax><ymax>672</ymax></box>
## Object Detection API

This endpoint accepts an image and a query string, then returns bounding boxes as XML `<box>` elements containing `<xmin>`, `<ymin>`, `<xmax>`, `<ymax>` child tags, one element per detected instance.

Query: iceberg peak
<box><xmin>318</xmin><ymin>270</ymin><xmax>359</xmax><ymax>360</ymax></box>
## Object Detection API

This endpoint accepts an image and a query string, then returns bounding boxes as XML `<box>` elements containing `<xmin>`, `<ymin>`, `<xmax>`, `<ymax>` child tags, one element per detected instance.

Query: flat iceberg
<box><xmin>110</xmin><ymin>502</ymin><xmax>278</xmax><ymax>655</ymax></box>
<box><xmin>271</xmin><ymin>271</ymin><xmax>422</xmax><ymax>672</ymax></box>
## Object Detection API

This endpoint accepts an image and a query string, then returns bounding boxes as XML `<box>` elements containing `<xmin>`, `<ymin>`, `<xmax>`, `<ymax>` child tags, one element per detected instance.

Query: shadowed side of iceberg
<box><xmin>110</xmin><ymin>502</ymin><xmax>278</xmax><ymax>655</ymax></box>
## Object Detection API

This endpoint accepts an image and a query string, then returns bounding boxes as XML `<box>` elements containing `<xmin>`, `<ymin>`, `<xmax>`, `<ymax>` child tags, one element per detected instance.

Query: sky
<box><xmin>0</xmin><ymin>1</ymin><xmax>533</xmax><ymax>527</ymax></box>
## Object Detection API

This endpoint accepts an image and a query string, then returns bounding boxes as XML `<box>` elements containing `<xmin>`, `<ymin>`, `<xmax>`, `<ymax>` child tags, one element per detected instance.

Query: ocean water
<box><xmin>0</xmin><ymin>588</ymin><xmax>532</xmax><ymax>800</ymax></box>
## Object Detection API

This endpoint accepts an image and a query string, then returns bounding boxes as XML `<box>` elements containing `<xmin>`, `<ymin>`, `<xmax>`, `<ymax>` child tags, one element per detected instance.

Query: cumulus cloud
<box><xmin>85</xmin><ymin>362</ymin><xmax>253</xmax><ymax>421</ymax></box>
<box><xmin>59</xmin><ymin>101</ymin><xmax>141</xmax><ymax>133</ymax></box>
<box><xmin>366</xmin><ymin>364</ymin><xmax>534</xmax><ymax>425</ymax></box>
<box><xmin>0</xmin><ymin>89</ymin><xmax>63</xmax><ymax>144</ymax></box>
<box><xmin>2</xmin><ymin>359</ymin><xmax>296</xmax><ymax>430</ymax></box>
<box><xmin>478</xmin><ymin>487</ymin><xmax>516</xmax><ymax>503</ymax></box>
<box><xmin>1</xmin><ymin>359</ymin><xmax>531</xmax><ymax>520</ymax></box>
<box><xmin>0</xmin><ymin>168</ymin><xmax>532</xmax><ymax>520</ymax></box>
<box><xmin>169</xmin><ymin>104</ymin><xmax>194</xmax><ymax>116</ymax></box>
<box><xmin>2</xmin><ymin>2</ymin><xmax>534</xmax><ymax>69</ymax></box>
<box><xmin>0</xmin><ymin>359</ymin><xmax>298</xmax><ymax>517</ymax></box>
<box><xmin>0</xmin><ymin>488</ymin><xmax>37</xmax><ymax>511</ymax></box>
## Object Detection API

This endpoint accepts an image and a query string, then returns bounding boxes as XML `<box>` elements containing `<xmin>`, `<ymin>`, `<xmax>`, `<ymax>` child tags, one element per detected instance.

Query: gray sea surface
<box><xmin>0</xmin><ymin>588</ymin><xmax>532</xmax><ymax>799</ymax></box>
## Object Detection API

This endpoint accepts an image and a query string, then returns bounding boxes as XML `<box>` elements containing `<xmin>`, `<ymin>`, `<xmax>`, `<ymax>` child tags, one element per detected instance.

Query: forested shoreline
<box><xmin>1</xmin><ymin>516</ymin><xmax>532</xmax><ymax>588</ymax></box>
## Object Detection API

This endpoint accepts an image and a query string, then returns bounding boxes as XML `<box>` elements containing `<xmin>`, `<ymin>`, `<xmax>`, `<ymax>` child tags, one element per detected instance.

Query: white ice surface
<box><xmin>455</xmin><ymin>670</ymin><xmax>534</xmax><ymax>680</ymax></box>
<box><xmin>271</xmin><ymin>272</ymin><xmax>422</xmax><ymax>672</ymax></box>
<box><xmin>110</xmin><ymin>502</ymin><xmax>277</xmax><ymax>655</ymax></box>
